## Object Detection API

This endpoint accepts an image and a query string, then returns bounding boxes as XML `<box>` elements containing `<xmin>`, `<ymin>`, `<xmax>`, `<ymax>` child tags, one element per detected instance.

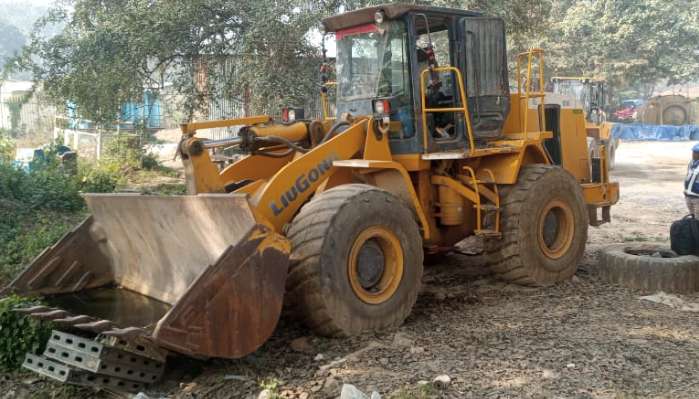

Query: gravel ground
<box><xmin>3</xmin><ymin>141</ymin><xmax>699</xmax><ymax>399</ymax></box>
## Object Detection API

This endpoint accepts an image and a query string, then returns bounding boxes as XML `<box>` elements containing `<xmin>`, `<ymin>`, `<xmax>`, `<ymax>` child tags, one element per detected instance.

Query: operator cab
<box><xmin>323</xmin><ymin>4</ymin><xmax>510</xmax><ymax>154</ymax></box>
<box><xmin>551</xmin><ymin>77</ymin><xmax>608</xmax><ymax>124</ymax></box>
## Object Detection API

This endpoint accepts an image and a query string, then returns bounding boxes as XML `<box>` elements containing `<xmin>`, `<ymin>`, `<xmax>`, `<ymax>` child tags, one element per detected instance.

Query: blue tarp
<box><xmin>66</xmin><ymin>90</ymin><xmax>163</xmax><ymax>130</ymax></box>
<box><xmin>612</xmin><ymin>123</ymin><xmax>699</xmax><ymax>141</ymax></box>
<box><xmin>120</xmin><ymin>91</ymin><xmax>162</xmax><ymax>129</ymax></box>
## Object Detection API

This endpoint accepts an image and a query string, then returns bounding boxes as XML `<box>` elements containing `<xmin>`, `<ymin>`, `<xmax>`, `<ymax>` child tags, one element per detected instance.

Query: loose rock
<box><xmin>323</xmin><ymin>376</ymin><xmax>341</xmax><ymax>394</ymax></box>
<box><xmin>392</xmin><ymin>332</ymin><xmax>414</xmax><ymax>347</ymax></box>
<box><xmin>409</xmin><ymin>346</ymin><xmax>425</xmax><ymax>354</ymax></box>
<box><xmin>290</xmin><ymin>336</ymin><xmax>314</xmax><ymax>353</ymax></box>
<box><xmin>432</xmin><ymin>374</ymin><xmax>451</xmax><ymax>389</ymax></box>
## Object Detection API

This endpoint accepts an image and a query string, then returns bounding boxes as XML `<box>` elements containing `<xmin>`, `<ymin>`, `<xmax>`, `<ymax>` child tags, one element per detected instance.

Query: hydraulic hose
<box><xmin>254</xmin><ymin>148</ymin><xmax>295</xmax><ymax>158</ymax></box>
<box><xmin>257</xmin><ymin>135</ymin><xmax>309</xmax><ymax>153</ymax></box>
<box><xmin>320</xmin><ymin>121</ymin><xmax>350</xmax><ymax>144</ymax></box>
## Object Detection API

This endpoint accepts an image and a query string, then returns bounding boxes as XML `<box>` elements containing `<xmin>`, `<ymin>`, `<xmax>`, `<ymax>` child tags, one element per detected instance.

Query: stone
<box><xmin>392</xmin><ymin>332</ymin><xmax>414</xmax><ymax>347</ymax></box>
<box><xmin>180</xmin><ymin>382</ymin><xmax>198</xmax><ymax>393</ymax></box>
<box><xmin>433</xmin><ymin>374</ymin><xmax>451</xmax><ymax>389</ymax></box>
<box><xmin>314</xmin><ymin>353</ymin><xmax>325</xmax><ymax>361</ymax></box>
<box><xmin>339</xmin><ymin>384</ymin><xmax>382</xmax><ymax>399</ymax></box>
<box><xmin>323</xmin><ymin>376</ymin><xmax>341</xmax><ymax>394</ymax></box>
<box><xmin>340</xmin><ymin>384</ymin><xmax>369</xmax><ymax>399</ymax></box>
<box><xmin>410</xmin><ymin>346</ymin><xmax>425</xmax><ymax>354</ymax></box>
<box><xmin>257</xmin><ymin>389</ymin><xmax>272</xmax><ymax>399</ymax></box>
<box><xmin>290</xmin><ymin>336</ymin><xmax>314</xmax><ymax>353</ymax></box>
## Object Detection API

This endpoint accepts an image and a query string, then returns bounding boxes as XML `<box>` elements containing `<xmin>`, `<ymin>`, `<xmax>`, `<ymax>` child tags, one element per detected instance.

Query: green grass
<box><xmin>390</xmin><ymin>383</ymin><xmax>438</xmax><ymax>399</ymax></box>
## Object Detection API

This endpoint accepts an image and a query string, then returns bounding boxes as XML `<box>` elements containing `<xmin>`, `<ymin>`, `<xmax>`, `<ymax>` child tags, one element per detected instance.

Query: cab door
<box><xmin>409</xmin><ymin>13</ymin><xmax>471</xmax><ymax>153</ymax></box>
<box><xmin>458</xmin><ymin>17</ymin><xmax>510</xmax><ymax>140</ymax></box>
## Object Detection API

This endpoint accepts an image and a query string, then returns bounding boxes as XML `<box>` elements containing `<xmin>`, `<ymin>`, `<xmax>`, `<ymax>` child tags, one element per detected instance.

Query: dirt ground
<box><xmin>3</xmin><ymin>141</ymin><xmax>699</xmax><ymax>399</ymax></box>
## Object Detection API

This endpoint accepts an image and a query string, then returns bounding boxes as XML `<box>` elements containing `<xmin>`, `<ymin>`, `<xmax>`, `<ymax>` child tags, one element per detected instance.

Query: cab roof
<box><xmin>322</xmin><ymin>4</ymin><xmax>482</xmax><ymax>33</ymax></box>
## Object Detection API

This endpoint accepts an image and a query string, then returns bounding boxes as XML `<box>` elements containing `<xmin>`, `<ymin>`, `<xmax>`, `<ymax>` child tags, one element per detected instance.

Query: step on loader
<box><xmin>3</xmin><ymin>4</ymin><xmax>618</xmax><ymax>393</ymax></box>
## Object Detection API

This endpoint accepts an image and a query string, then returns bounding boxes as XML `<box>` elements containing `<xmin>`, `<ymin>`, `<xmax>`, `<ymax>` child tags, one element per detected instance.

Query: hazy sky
<box><xmin>0</xmin><ymin>0</ymin><xmax>55</xmax><ymax>4</ymax></box>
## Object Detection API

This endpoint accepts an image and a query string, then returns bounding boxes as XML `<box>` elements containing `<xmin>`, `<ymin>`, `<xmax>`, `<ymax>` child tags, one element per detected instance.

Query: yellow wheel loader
<box><xmin>3</xmin><ymin>4</ymin><xmax>618</xmax><ymax>392</ymax></box>
<box><xmin>549</xmin><ymin>76</ymin><xmax>619</xmax><ymax>169</ymax></box>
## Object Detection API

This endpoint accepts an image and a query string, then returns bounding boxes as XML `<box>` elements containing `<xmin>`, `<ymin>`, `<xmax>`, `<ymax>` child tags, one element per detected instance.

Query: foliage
<box><xmin>101</xmin><ymin>134</ymin><xmax>164</xmax><ymax>172</ymax></box>
<box><xmin>0</xmin><ymin>211</ymin><xmax>84</xmax><ymax>281</ymax></box>
<box><xmin>78</xmin><ymin>161</ymin><xmax>121</xmax><ymax>193</ymax></box>
<box><xmin>545</xmin><ymin>0</ymin><xmax>699</xmax><ymax>98</ymax></box>
<box><xmin>0</xmin><ymin>295</ymin><xmax>53</xmax><ymax>371</ymax></box>
<box><xmin>0</xmin><ymin>153</ymin><xmax>86</xmax><ymax>280</ymax></box>
<box><xmin>0</xmin><ymin>132</ymin><xmax>14</xmax><ymax>162</ymax></box>
<box><xmin>11</xmin><ymin>0</ymin><xmax>328</xmax><ymax>123</ymax></box>
<box><xmin>6</xmin><ymin>0</ymin><xmax>699</xmax><ymax>118</ymax></box>
<box><xmin>0</xmin><ymin>148</ymin><xmax>83</xmax><ymax>212</ymax></box>
<box><xmin>259</xmin><ymin>378</ymin><xmax>282</xmax><ymax>399</ymax></box>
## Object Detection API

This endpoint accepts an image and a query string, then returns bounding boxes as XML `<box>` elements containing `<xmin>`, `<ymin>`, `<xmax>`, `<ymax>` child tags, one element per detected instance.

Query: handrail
<box><xmin>463</xmin><ymin>166</ymin><xmax>482</xmax><ymax>231</ymax></box>
<box><xmin>419</xmin><ymin>66</ymin><xmax>475</xmax><ymax>154</ymax></box>
<box><xmin>482</xmin><ymin>168</ymin><xmax>500</xmax><ymax>234</ymax></box>
<box><xmin>515</xmin><ymin>49</ymin><xmax>546</xmax><ymax>134</ymax></box>
<box><xmin>321</xmin><ymin>81</ymin><xmax>337</xmax><ymax>121</ymax></box>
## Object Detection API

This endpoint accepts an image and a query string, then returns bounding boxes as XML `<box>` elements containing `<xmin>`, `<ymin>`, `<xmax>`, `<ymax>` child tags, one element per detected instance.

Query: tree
<box><xmin>11</xmin><ymin>0</ymin><xmax>699</xmax><ymax>120</ymax></box>
<box><xmin>12</xmin><ymin>0</ymin><xmax>329</xmax><ymax>123</ymax></box>
<box><xmin>0</xmin><ymin>19</ymin><xmax>25</xmax><ymax>75</ymax></box>
<box><xmin>545</xmin><ymin>0</ymin><xmax>699</xmax><ymax>98</ymax></box>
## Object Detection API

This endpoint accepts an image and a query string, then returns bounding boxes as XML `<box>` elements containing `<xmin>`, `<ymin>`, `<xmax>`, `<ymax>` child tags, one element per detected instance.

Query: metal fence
<box><xmin>0</xmin><ymin>92</ymin><xmax>59</xmax><ymax>146</ymax></box>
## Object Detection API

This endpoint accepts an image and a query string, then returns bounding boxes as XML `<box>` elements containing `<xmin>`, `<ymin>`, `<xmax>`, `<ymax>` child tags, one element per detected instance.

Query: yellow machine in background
<box><xmin>5</xmin><ymin>4</ymin><xmax>618</xmax><ymax>393</ymax></box>
<box><xmin>550</xmin><ymin>76</ymin><xmax>619</xmax><ymax>168</ymax></box>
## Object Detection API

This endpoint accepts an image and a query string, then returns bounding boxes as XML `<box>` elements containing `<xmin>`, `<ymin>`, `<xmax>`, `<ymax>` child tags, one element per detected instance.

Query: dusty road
<box><xmin>4</xmin><ymin>141</ymin><xmax>699</xmax><ymax>399</ymax></box>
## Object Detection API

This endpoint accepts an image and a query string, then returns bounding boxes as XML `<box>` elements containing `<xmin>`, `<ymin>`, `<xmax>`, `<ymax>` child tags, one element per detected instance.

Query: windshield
<box><xmin>336</xmin><ymin>21</ymin><xmax>409</xmax><ymax>101</ymax></box>
<box><xmin>553</xmin><ymin>80</ymin><xmax>586</xmax><ymax>103</ymax></box>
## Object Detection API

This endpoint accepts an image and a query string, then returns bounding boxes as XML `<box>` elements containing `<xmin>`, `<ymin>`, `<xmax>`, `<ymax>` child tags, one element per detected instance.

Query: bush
<box><xmin>0</xmin><ymin>133</ymin><xmax>14</xmax><ymax>162</ymax></box>
<box><xmin>0</xmin><ymin>211</ymin><xmax>82</xmax><ymax>282</ymax></box>
<box><xmin>78</xmin><ymin>162</ymin><xmax>121</xmax><ymax>193</ymax></box>
<box><xmin>0</xmin><ymin>160</ymin><xmax>83</xmax><ymax>212</ymax></box>
<box><xmin>0</xmin><ymin>157</ymin><xmax>89</xmax><ymax>282</ymax></box>
<box><xmin>0</xmin><ymin>295</ymin><xmax>53</xmax><ymax>371</ymax></box>
<box><xmin>141</xmin><ymin>152</ymin><xmax>160</xmax><ymax>171</ymax></box>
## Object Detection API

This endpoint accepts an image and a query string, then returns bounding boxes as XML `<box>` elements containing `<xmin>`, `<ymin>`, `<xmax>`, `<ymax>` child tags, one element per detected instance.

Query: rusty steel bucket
<box><xmin>3</xmin><ymin>193</ymin><xmax>289</xmax><ymax>391</ymax></box>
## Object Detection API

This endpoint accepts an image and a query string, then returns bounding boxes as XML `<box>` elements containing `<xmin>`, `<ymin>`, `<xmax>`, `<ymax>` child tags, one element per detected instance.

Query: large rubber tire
<box><xmin>286</xmin><ymin>184</ymin><xmax>423</xmax><ymax>337</ymax></box>
<box><xmin>597</xmin><ymin>243</ymin><xmax>699</xmax><ymax>293</ymax></box>
<box><xmin>483</xmin><ymin>164</ymin><xmax>589</xmax><ymax>286</ymax></box>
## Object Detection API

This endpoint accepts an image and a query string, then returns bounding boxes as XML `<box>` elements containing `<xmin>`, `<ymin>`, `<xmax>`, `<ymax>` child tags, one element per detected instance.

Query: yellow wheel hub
<box><xmin>348</xmin><ymin>226</ymin><xmax>404</xmax><ymax>305</ymax></box>
<box><xmin>537</xmin><ymin>199</ymin><xmax>575</xmax><ymax>260</ymax></box>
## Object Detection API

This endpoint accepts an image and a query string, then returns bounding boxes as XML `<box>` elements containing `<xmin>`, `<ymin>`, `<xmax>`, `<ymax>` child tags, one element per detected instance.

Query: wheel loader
<box><xmin>548</xmin><ymin>76</ymin><xmax>619</xmax><ymax>169</ymax></box>
<box><xmin>3</xmin><ymin>4</ymin><xmax>618</xmax><ymax>392</ymax></box>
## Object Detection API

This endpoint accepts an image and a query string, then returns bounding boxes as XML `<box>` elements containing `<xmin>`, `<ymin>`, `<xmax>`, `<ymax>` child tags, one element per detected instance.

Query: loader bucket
<box><xmin>4</xmin><ymin>194</ymin><xmax>289</xmax><ymax>390</ymax></box>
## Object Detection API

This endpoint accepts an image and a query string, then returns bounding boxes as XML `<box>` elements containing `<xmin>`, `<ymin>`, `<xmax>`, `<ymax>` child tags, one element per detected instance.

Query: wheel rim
<box><xmin>537</xmin><ymin>199</ymin><xmax>575</xmax><ymax>260</ymax></box>
<box><xmin>348</xmin><ymin>226</ymin><xmax>404</xmax><ymax>304</ymax></box>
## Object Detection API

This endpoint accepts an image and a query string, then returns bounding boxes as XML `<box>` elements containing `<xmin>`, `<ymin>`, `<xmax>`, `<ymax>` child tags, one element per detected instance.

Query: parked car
<box><xmin>613</xmin><ymin>99</ymin><xmax>644</xmax><ymax>122</ymax></box>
